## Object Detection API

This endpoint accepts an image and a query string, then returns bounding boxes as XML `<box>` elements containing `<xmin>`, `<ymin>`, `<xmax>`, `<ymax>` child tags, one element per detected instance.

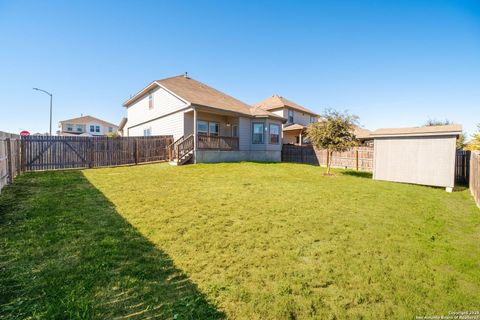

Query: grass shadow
<box><xmin>0</xmin><ymin>171</ymin><xmax>225</xmax><ymax>319</ymax></box>
<box><xmin>341</xmin><ymin>170</ymin><xmax>373</xmax><ymax>179</ymax></box>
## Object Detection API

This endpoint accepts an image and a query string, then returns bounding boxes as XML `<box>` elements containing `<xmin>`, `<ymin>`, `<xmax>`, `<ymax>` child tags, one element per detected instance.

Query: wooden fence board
<box><xmin>470</xmin><ymin>151</ymin><xmax>480</xmax><ymax>208</ymax></box>
<box><xmin>22</xmin><ymin>135</ymin><xmax>173</xmax><ymax>171</ymax></box>
<box><xmin>0</xmin><ymin>131</ymin><xmax>21</xmax><ymax>193</ymax></box>
<box><xmin>455</xmin><ymin>150</ymin><xmax>471</xmax><ymax>184</ymax></box>
<box><xmin>282</xmin><ymin>144</ymin><xmax>374</xmax><ymax>171</ymax></box>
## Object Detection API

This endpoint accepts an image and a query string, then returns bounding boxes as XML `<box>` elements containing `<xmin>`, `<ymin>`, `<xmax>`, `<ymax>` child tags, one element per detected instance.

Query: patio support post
<box><xmin>193</xmin><ymin>106</ymin><xmax>198</xmax><ymax>163</ymax></box>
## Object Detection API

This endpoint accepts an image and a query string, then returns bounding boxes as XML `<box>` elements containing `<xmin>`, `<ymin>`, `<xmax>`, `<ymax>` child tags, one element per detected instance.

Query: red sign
<box><xmin>20</xmin><ymin>130</ymin><xmax>30</xmax><ymax>136</ymax></box>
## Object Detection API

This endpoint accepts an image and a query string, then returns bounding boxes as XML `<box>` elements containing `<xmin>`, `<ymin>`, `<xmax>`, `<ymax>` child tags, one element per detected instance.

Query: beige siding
<box><xmin>283</xmin><ymin>131</ymin><xmax>297</xmax><ymax>144</ymax></box>
<box><xmin>291</xmin><ymin>109</ymin><xmax>315</xmax><ymax>126</ymax></box>
<box><xmin>126</xmin><ymin>86</ymin><xmax>188</xmax><ymax>129</ymax></box>
<box><xmin>271</xmin><ymin>107</ymin><xmax>317</xmax><ymax>127</ymax></box>
<box><xmin>128</xmin><ymin>111</ymin><xmax>184</xmax><ymax>140</ymax></box>
<box><xmin>373</xmin><ymin>135</ymin><xmax>457</xmax><ymax>188</ymax></box>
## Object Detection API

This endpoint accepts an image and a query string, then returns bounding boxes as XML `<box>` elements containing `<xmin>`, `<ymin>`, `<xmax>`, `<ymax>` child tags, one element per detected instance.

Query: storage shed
<box><xmin>370</xmin><ymin>125</ymin><xmax>462</xmax><ymax>191</ymax></box>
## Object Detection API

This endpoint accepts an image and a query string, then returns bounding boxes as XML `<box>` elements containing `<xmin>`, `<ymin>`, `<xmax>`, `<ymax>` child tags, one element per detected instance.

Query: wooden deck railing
<box><xmin>167</xmin><ymin>135</ymin><xmax>184</xmax><ymax>161</ymax></box>
<box><xmin>177</xmin><ymin>134</ymin><xmax>194</xmax><ymax>163</ymax></box>
<box><xmin>197</xmin><ymin>135</ymin><xmax>239</xmax><ymax>151</ymax></box>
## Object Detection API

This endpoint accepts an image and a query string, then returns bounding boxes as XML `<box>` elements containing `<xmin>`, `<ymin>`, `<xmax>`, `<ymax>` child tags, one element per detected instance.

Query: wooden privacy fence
<box><xmin>282</xmin><ymin>144</ymin><xmax>374</xmax><ymax>171</ymax></box>
<box><xmin>0</xmin><ymin>132</ymin><xmax>21</xmax><ymax>193</ymax></box>
<box><xmin>455</xmin><ymin>150</ymin><xmax>471</xmax><ymax>184</ymax></box>
<box><xmin>22</xmin><ymin>135</ymin><xmax>174</xmax><ymax>171</ymax></box>
<box><xmin>470</xmin><ymin>151</ymin><xmax>480</xmax><ymax>208</ymax></box>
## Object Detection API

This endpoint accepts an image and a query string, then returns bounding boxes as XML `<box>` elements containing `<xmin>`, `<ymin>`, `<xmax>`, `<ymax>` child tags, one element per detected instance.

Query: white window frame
<box><xmin>197</xmin><ymin>120</ymin><xmax>208</xmax><ymax>135</ymax></box>
<box><xmin>95</xmin><ymin>125</ymin><xmax>100</xmax><ymax>133</ymax></box>
<box><xmin>269</xmin><ymin>123</ymin><xmax>280</xmax><ymax>144</ymax></box>
<box><xmin>76</xmin><ymin>124</ymin><xmax>82</xmax><ymax>132</ymax></box>
<box><xmin>148</xmin><ymin>93</ymin><xmax>154</xmax><ymax>110</ymax></box>
<box><xmin>209</xmin><ymin>122</ymin><xmax>219</xmax><ymax>136</ymax></box>
<box><xmin>288</xmin><ymin>110</ymin><xmax>294</xmax><ymax>123</ymax></box>
<box><xmin>66</xmin><ymin>124</ymin><xmax>73</xmax><ymax>131</ymax></box>
<box><xmin>197</xmin><ymin>120</ymin><xmax>220</xmax><ymax>136</ymax></box>
<box><xmin>89</xmin><ymin>125</ymin><xmax>95</xmax><ymax>132</ymax></box>
<box><xmin>143</xmin><ymin>128</ymin><xmax>151</xmax><ymax>136</ymax></box>
<box><xmin>252</xmin><ymin>122</ymin><xmax>265</xmax><ymax>144</ymax></box>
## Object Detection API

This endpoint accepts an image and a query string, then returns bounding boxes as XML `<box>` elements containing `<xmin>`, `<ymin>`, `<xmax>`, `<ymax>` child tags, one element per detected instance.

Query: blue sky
<box><xmin>0</xmin><ymin>0</ymin><xmax>479</xmax><ymax>136</ymax></box>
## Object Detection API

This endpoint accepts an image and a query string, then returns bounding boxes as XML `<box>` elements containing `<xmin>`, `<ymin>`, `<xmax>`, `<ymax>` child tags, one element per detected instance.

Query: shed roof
<box><xmin>371</xmin><ymin>124</ymin><xmax>462</xmax><ymax>138</ymax></box>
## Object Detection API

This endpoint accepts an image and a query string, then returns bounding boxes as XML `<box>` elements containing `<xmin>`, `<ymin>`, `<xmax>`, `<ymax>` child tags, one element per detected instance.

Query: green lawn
<box><xmin>1</xmin><ymin>162</ymin><xmax>479</xmax><ymax>319</ymax></box>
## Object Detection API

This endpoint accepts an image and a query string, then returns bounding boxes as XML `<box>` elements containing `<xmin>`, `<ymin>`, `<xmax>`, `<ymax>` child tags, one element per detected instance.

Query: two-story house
<box><xmin>58</xmin><ymin>115</ymin><xmax>119</xmax><ymax>136</ymax></box>
<box><xmin>122</xmin><ymin>74</ymin><xmax>286</xmax><ymax>164</ymax></box>
<box><xmin>254</xmin><ymin>95</ymin><xmax>319</xmax><ymax>145</ymax></box>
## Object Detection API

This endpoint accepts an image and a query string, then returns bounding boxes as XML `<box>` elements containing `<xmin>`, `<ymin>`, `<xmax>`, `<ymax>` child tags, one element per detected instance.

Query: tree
<box><xmin>424</xmin><ymin>119</ymin><xmax>452</xmax><ymax>126</ymax></box>
<box><xmin>106</xmin><ymin>132</ymin><xmax>120</xmax><ymax>138</ymax></box>
<box><xmin>466</xmin><ymin>124</ymin><xmax>480</xmax><ymax>151</ymax></box>
<box><xmin>423</xmin><ymin>119</ymin><xmax>465</xmax><ymax>149</ymax></box>
<box><xmin>306</xmin><ymin>109</ymin><xmax>358</xmax><ymax>175</ymax></box>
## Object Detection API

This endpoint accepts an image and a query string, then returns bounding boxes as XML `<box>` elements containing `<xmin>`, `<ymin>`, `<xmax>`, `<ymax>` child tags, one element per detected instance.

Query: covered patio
<box><xmin>283</xmin><ymin>124</ymin><xmax>308</xmax><ymax>145</ymax></box>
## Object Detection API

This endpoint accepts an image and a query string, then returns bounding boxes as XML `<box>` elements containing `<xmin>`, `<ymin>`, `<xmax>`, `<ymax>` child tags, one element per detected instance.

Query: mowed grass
<box><xmin>1</xmin><ymin>162</ymin><xmax>480</xmax><ymax>319</ymax></box>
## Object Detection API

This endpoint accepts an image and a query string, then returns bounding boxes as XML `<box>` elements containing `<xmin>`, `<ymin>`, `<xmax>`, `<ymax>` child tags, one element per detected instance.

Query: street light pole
<box><xmin>33</xmin><ymin>88</ymin><xmax>53</xmax><ymax>135</ymax></box>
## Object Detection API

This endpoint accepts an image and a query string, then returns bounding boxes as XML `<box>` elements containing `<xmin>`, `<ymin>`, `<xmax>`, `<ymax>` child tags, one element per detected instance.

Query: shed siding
<box><xmin>373</xmin><ymin>135</ymin><xmax>457</xmax><ymax>188</ymax></box>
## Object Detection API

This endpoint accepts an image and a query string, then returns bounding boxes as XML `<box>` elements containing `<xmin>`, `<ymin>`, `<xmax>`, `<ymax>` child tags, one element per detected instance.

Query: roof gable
<box><xmin>124</xmin><ymin>75</ymin><xmax>285</xmax><ymax>121</ymax></box>
<box><xmin>254</xmin><ymin>95</ymin><xmax>319</xmax><ymax>116</ymax></box>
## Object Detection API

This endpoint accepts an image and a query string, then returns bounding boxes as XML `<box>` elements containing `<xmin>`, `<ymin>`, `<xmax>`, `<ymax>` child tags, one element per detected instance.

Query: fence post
<box><xmin>134</xmin><ymin>139</ymin><xmax>139</xmax><ymax>164</ymax></box>
<box><xmin>355</xmin><ymin>148</ymin><xmax>359</xmax><ymax>171</ymax></box>
<box><xmin>20</xmin><ymin>137</ymin><xmax>26</xmax><ymax>172</ymax></box>
<box><xmin>6</xmin><ymin>138</ymin><xmax>13</xmax><ymax>183</ymax></box>
<box><xmin>89</xmin><ymin>138</ymin><xmax>94</xmax><ymax>168</ymax></box>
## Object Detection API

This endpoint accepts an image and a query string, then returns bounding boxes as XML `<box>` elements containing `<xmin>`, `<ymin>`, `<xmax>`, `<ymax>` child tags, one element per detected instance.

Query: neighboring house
<box><xmin>58</xmin><ymin>115</ymin><xmax>119</xmax><ymax>136</ymax></box>
<box><xmin>354</xmin><ymin>127</ymin><xmax>373</xmax><ymax>145</ymax></box>
<box><xmin>122</xmin><ymin>74</ymin><xmax>286</xmax><ymax>164</ymax></box>
<box><xmin>254</xmin><ymin>95</ymin><xmax>319</xmax><ymax>145</ymax></box>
